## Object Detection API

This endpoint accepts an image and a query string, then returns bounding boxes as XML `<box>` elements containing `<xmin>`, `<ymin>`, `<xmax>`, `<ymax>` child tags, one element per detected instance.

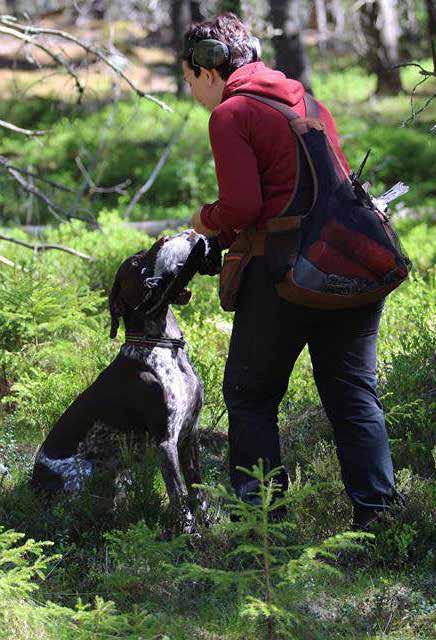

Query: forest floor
<box><xmin>0</xmin><ymin>22</ymin><xmax>435</xmax><ymax>640</ymax></box>
<box><xmin>0</xmin><ymin>16</ymin><xmax>176</xmax><ymax>99</ymax></box>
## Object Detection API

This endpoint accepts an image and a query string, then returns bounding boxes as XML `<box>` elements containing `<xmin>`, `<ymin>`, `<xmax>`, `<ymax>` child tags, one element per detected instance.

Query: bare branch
<box><xmin>75</xmin><ymin>156</ymin><xmax>131</xmax><ymax>195</ymax></box>
<box><xmin>22</xmin><ymin>218</ymin><xmax>190</xmax><ymax>239</ymax></box>
<box><xmin>124</xmin><ymin>114</ymin><xmax>190</xmax><ymax>218</ymax></box>
<box><xmin>402</xmin><ymin>76</ymin><xmax>434</xmax><ymax>126</ymax></box>
<box><xmin>395</xmin><ymin>61</ymin><xmax>435</xmax><ymax>75</ymax></box>
<box><xmin>0</xmin><ymin>16</ymin><xmax>173</xmax><ymax>112</ymax></box>
<box><xmin>0</xmin><ymin>254</ymin><xmax>18</xmax><ymax>268</ymax></box>
<box><xmin>432</xmin><ymin>38</ymin><xmax>436</xmax><ymax>73</ymax></box>
<box><xmin>0</xmin><ymin>233</ymin><xmax>94</xmax><ymax>260</ymax></box>
<box><xmin>0</xmin><ymin>119</ymin><xmax>49</xmax><ymax>136</ymax></box>
<box><xmin>89</xmin><ymin>179</ymin><xmax>132</xmax><ymax>195</ymax></box>
<box><xmin>405</xmin><ymin>91</ymin><xmax>436</xmax><ymax>125</ymax></box>
<box><xmin>395</xmin><ymin>40</ymin><xmax>436</xmax><ymax>126</ymax></box>
<box><xmin>0</xmin><ymin>156</ymin><xmax>98</xmax><ymax>227</ymax></box>
<box><xmin>0</xmin><ymin>158</ymin><xmax>77</xmax><ymax>193</ymax></box>
<box><xmin>0</xmin><ymin>23</ymin><xmax>85</xmax><ymax>100</ymax></box>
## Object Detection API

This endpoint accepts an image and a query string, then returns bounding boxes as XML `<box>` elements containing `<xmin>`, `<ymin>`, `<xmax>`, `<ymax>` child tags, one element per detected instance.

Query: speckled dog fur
<box><xmin>31</xmin><ymin>231</ymin><xmax>220</xmax><ymax>530</ymax></box>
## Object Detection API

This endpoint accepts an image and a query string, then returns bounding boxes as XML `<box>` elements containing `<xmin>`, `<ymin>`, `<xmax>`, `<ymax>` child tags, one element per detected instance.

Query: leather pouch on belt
<box><xmin>219</xmin><ymin>230</ymin><xmax>255</xmax><ymax>312</ymax></box>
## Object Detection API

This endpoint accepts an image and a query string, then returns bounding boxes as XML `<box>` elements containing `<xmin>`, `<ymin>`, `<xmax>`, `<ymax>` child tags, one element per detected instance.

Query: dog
<box><xmin>31</xmin><ymin>229</ymin><xmax>221</xmax><ymax>531</ymax></box>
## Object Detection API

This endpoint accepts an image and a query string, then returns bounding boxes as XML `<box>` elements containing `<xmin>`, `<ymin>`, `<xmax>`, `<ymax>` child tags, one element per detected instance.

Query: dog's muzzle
<box><xmin>109</xmin><ymin>231</ymin><xmax>223</xmax><ymax>337</ymax></box>
<box><xmin>141</xmin><ymin>233</ymin><xmax>221</xmax><ymax>317</ymax></box>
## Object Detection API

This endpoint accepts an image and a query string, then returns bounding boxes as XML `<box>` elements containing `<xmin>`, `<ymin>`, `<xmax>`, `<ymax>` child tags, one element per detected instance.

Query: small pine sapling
<box><xmin>183</xmin><ymin>461</ymin><xmax>373</xmax><ymax>640</ymax></box>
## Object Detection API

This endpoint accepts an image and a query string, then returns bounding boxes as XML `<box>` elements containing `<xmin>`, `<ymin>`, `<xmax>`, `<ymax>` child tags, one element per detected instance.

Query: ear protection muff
<box><xmin>183</xmin><ymin>35</ymin><xmax>261</xmax><ymax>71</ymax></box>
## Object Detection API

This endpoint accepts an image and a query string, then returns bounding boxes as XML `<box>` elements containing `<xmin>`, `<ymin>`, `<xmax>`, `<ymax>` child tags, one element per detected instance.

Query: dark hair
<box><xmin>182</xmin><ymin>13</ymin><xmax>258</xmax><ymax>80</ymax></box>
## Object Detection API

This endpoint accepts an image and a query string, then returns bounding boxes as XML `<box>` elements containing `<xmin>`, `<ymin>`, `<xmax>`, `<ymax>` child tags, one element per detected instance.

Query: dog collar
<box><xmin>124</xmin><ymin>333</ymin><xmax>186</xmax><ymax>350</ymax></box>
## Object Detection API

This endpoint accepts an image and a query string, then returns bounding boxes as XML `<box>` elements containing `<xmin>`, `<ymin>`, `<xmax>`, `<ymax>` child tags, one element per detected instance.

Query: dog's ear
<box><xmin>108</xmin><ymin>277</ymin><xmax>124</xmax><ymax>339</ymax></box>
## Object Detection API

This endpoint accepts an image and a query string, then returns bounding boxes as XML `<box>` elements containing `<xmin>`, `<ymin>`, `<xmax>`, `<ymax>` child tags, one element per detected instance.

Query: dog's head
<box><xmin>109</xmin><ymin>230</ymin><xmax>221</xmax><ymax>338</ymax></box>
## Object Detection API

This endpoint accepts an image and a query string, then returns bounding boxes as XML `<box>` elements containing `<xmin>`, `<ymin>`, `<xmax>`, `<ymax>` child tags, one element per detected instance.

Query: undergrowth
<box><xmin>0</xmin><ymin>61</ymin><xmax>434</xmax><ymax>639</ymax></box>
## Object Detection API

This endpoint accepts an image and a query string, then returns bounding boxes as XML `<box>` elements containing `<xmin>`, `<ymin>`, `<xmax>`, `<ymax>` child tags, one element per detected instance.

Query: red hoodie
<box><xmin>200</xmin><ymin>62</ymin><xmax>349</xmax><ymax>243</ymax></box>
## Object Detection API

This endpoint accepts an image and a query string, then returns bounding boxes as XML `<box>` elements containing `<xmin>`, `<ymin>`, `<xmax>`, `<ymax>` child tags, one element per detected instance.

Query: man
<box><xmin>182</xmin><ymin>13</ymin><xmax>400</xmax><ymax>529</ymax></box>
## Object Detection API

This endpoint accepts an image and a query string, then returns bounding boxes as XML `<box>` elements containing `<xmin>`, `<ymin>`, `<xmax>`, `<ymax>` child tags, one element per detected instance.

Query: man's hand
<box><xmin>191</xmin><ymin>210</ymin><xmax>220</xmax><ymax>237</ymax></box>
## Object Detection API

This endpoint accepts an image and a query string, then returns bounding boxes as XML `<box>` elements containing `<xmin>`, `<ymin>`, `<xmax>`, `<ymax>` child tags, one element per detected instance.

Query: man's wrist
<box><xmin>192</xmin><ymin>208</ymin><xmax>220</xmax><ymax>237</ymax></box>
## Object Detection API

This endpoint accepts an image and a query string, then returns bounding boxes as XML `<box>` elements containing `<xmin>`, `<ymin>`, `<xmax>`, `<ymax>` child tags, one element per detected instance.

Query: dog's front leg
<box><xmin>179</xmin><ymin>433</ymin><xmax>209</xmax><ymax>522</ymax></box>
<box><xmin>158</xmin><ymin>439</ymin><xmax>195</xmax><ymax>533</ymax></box>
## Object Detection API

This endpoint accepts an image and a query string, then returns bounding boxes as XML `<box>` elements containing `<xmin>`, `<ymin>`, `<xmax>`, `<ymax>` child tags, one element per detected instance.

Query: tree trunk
<box><xmin>4</xmin><ymin>0</ymin><xmax>18</xmax><ymax>12</ymax></box>
<box><xmin>425</xmin><ymin>0</ymin><xmax>436</xmax><ymax>44</ymax></box>
<box><xmin>268</xmin><ymin>0</ymin><xmax>313</xmax><ymax>93</ymax></box>
<box><xmin>218</xmin><ymin>0</ymin><xmax>242</xmax><ymax>15</ymax></box>
<box><xmin>90</xmin><ymin>0</ymin><xmax>105</xmax><ymax>20</ymax></box>
<box><xmin>399</xmin><ymin>0</ymin><xmax>420</xmax><ymax>57</ymax></box>
<box><xmin>190</xmin><ymin>1</ymin><xmax>204</xmax><ymax>22</ymax></box>
<box><xmin>315</xmin><ymin>0</ymin><xmax>328</xmax><ymax>54</ymax></box>
<box><xmin>330</xmin><ymin>0</ymin><xmax>348</xmax><ymax>53</ymax></box>
<box><xmin>359</xmin><ymin>0</ymin><xmax>403</xmax><ymax>95</ymax></box>
<box><xmin>330</xmin><ymin>0</ymin><xmax>345</xmax><ymax>35</ymax></box>
<box><xmin>171</xmin><ymin>0</ymin><xmax>190</xmax><ymax>96</ymax></box>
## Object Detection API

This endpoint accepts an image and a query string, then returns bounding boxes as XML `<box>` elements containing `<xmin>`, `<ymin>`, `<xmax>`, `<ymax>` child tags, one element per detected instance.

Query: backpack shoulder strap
<box><xmin>303</xmin><ymin>93</ymin><xmax>320</xmax><ymax>118</ymax></box>
<box><xmin>232</xmin><ymin>92</ymin><xmax>301</xmax><ymax>121</ymax></box>
<box><xmin>233</xmin><ymin>91</ymin><xmax>319</xmax><ymax>217</ymax></box>
<box><xmin>304</xmin><ymin>93</ymin><xmax>350</xmax><ymax>182</ymax></box>
<box><xmin>235</xmin><ymin>91</ymin><xmax>321</xmax><ymax>124</ymax></box>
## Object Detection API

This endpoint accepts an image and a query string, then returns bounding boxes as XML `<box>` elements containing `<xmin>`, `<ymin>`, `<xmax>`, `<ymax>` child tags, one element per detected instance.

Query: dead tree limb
<box><xmin>0</xmin><ymin>15</ymin><xmax>173</xmax><ymax>112</ymax></box>
<box><xmin>0</xmin><ymin>23</ymin><xmax>85</xmax><ymax>100</ymax></box>
<box><xmin>0</xmin><ymin>155</ymin><xmax>98</xmax><ymax>226</ymax></box>
<box><xmin>0</xmin><ymin>119</ymin><xmax>49</xmax><ymax>136</ymax></box>
<box><xmin>124</xmin><ymin>114</ymin><xmax>190</xmax><ymax>218</ymax></box>
<box><xmin>0</xmin><ymin>254</ymin><xmax>18</xmax><ymax>268</ymax></box>
<box><xmin>75</xmin><ymin>156</ymin><xmax>131</xmax><ymax>195</ymax></box>
<box><xmin>0</xmin><ymin>158</ymin><xmax>77</xmax><ymax>193</ymax></box>
<box><xmin>21</xmin><ymin>218</ymin><xmax>191</xmax><ymax>238</ymax></box>
<box><xmin>0</xmin><ymin>233</ymin><xmax>94</xmax><ymax>260</ymax></box>
<box><xmin>395</xmin><ymin>40</ymin><xmax>436</xmax><ymax>125</ymax></box>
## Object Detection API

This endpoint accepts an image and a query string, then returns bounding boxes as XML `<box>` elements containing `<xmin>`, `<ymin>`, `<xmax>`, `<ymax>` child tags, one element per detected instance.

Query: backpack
<box><xmin>219</xmin><ymin>92</ymin><xmax>411</xmax><ymax>311</ymax></box>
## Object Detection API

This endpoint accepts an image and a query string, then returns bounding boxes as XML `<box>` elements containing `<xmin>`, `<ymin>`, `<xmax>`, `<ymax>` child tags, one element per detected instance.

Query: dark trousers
<box><xmin>223</xmin><ymin>257</ymin><xmax>398</xmax><ymax>511</ymax></box>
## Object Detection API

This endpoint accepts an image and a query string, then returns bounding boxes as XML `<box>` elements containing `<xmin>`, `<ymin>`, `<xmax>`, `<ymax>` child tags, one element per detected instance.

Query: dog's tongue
<box><xmin>173</xmin><ymin>288</ymin><xmax>192</xmax><ymax>305</ymax></box>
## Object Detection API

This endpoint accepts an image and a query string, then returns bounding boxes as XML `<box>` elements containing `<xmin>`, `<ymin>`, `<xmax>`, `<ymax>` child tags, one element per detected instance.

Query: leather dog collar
<box><xmin>124</xmin><ymin>333</ymin><xmax>185</xmax><ymax>350</ymax></box>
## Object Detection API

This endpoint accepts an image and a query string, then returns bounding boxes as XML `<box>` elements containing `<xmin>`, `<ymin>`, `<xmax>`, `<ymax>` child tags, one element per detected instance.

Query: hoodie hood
<box><xmin>222</xmin><ymin>62</ymin><xmax>305</xmax><ymax>107</ymax></box>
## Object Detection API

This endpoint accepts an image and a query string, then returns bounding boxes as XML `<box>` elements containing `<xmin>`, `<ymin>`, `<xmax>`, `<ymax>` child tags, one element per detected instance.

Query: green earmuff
<box><xmin>183</xmin><ymin>36</ymin><xmax>261</xmax><ymax>71</ymax></box>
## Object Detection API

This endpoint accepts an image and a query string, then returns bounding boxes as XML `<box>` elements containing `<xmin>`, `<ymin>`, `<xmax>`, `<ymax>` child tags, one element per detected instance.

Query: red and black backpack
<box><xmin>220</xmin><ymin>92</ymin><xmax>411</xmax><ymax>311</ymax></box>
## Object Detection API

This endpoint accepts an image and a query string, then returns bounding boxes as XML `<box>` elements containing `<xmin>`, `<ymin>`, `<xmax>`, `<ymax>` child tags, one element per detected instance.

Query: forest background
<box><xmin>0</xmin><ymin>1</ymin><xmax>434</xmax><ymax>639</ymax></box>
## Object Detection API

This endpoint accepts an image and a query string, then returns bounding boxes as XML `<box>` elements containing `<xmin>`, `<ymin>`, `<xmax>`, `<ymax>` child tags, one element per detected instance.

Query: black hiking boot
<box><xmin>351</xmin><ymin>505</ymin><xmax>384</xmax><ymax>532</ymax></box>
<box><xmin>352</xmin><ymin>492</ymin><xmax>406</xmax><ymax>532</ymax></box>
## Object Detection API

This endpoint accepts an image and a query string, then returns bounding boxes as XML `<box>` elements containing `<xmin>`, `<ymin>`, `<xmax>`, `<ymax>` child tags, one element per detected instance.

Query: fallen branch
<box><xmin>21</xmin><ymin>218</ymin><xmax>191</xmax><ymax>238</ymax></box>
<box><xmin>0</xmin><ymin>119</ymin><xmax>49</xmax><ymax>136</ymax></box>
<box><xmin>0</xmin><ymin>15</ymin><xmax>173</xmax><ymax>112</ymax></box>
<box><xmin>124</xmin><ymin>114</ymin><xmax>190</xmax><ymax>218</ymax></box>
<box><xmin>0</xmin><ymin>254</ymin><xmax>17</xmax><ymax>268</ymax></box>
<box><xmin>0</xmin><ymin>233</ymin><xmax>94</xmax><ymax>260</ymax></box>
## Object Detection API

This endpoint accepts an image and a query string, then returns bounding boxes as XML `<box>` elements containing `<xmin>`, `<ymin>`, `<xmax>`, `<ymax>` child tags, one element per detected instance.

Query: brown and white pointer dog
<box><xmin>31</xmin><ymin>230</ymin><xmax>221</xmax><ymax>531</ymax></box>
